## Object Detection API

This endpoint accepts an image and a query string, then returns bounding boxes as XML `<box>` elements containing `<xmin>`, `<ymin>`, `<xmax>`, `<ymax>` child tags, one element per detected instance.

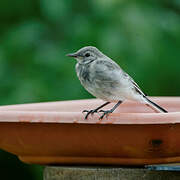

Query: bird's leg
<box><xmin>99</xmin><ymin>101</ymin><xmax>123</xmax><ymax>120</ymax></box>
<box><xmin>83</xmin><ymin>102</ymin><xmax>110</xmax><ymax>120</ymax></box>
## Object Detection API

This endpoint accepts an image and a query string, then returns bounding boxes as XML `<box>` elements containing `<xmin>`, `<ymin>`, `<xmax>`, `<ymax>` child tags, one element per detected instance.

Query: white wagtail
<box><xmin>67</xmin><ymin>46</ymin><xmax>168</xmax><ymax>119</ymax></box>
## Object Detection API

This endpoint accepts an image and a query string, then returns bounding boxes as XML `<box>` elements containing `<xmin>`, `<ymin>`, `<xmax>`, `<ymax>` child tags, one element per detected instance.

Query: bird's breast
<box><xmin>75</xmin><ymin>63</ymin><xmax>92</xmax><ymax>85</ymax></box>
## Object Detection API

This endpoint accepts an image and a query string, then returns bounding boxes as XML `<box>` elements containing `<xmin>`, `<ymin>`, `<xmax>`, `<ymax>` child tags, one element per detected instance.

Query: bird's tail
<box><xmin>144</xmin><ymin>96</ymin><xmax>168</xmax><ymax>113</ymax></box>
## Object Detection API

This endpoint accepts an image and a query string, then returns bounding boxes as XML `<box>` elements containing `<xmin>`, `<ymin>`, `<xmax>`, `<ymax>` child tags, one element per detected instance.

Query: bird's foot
<box><xmin>82</xmin><ymin>109</ymin><xmax>98</xmax><ymax>120</ymax></box>
<box><xmin>99</xmin><ymin>109</ymin><xmax>113</xmax><ymax>120</ymax></box>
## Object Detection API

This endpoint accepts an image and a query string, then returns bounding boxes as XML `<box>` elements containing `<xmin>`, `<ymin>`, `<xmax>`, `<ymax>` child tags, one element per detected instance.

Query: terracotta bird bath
<box><xmin>0</xmin><ymin>97</ymin><xmax>180</xmax><ymax>166</ymax></box>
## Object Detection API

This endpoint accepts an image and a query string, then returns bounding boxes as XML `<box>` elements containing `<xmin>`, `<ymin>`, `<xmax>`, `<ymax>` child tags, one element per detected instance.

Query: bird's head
<box><xmin>67</xmin><ymin>46</ymin><xmax>104</xmax><ymax>64</ymax></box>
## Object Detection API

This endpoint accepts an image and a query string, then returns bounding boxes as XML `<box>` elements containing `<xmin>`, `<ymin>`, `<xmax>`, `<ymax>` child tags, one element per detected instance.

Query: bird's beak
<box><xmin>66</xmin><ymin>53</ymin><xmax>78</xmax><ymax>58</ymax></box>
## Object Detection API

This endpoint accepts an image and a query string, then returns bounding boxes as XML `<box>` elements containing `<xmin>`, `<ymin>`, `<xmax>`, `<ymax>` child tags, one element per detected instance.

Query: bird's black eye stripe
<box><xmin>85</xmin><ymin>53</ymin><xmax>90</xmax><ymax>57</ymax></box>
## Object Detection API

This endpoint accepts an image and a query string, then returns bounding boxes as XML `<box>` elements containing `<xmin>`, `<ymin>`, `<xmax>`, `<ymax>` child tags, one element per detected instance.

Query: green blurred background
<box><xmin>0</xmin><ymin>0</ymin><xmax>180</xmax><ymax>179</ymax></box>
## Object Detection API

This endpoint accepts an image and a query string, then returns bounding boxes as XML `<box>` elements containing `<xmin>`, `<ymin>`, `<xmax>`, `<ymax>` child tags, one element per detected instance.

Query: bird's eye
<box><xmin>85</xmin><ymin>53</ymin><xmax>90</xmax><ymax>57</ymax></box>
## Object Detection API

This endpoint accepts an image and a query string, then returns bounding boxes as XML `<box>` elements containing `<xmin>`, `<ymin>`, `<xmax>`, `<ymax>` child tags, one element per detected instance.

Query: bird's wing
<box><xmin>123</xmin><ymin>72</ymin><xmax>147</xmax><ymax>97</ymax></box>
<box><xmin>92</xmin><ymin>59</ymin><xmax>147</xmax><ymax>97</ymax></box>
<box><xmin>92</xmin><ymin>59</ymin><xmax>122</xmax><ymax>83</ymax></box>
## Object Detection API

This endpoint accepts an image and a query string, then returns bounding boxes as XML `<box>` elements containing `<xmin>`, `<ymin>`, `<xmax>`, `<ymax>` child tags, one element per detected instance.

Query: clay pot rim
<box><xmin>0</xmin><ymin>96</ymin><xmax>179</xmax><ymax>125</ymax></box>
<box><xmin>0</xmin><ymin>110</ymin><xmax>179</xmax><ymax>125</ymax></box>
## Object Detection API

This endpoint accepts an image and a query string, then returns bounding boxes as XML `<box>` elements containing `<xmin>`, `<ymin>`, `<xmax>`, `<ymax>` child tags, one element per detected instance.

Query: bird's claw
<box><xmin>82</xmin><ymin>110</ymin><xmax>89</xmax><ymax>113</ymax></box>
<box><xmin>82</xmin><ymin>109</ymin><xmax>98</xmax><ymax>120</ymax></box>
<box><xmin>99</xmin><ymin>110</ymin><xmax>106</xmax><ymax>113</ymax></box>
<box><xmin>99</xmin><ymin>110</ymin><xmax>113</xmax><ymax>120</ymax></box>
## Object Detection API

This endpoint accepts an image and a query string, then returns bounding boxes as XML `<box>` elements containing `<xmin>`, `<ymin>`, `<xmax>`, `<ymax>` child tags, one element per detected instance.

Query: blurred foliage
<box><xmin>0</xmin><ymin>0</ymin><xmax>180</xmax><ymax>179</ymax></box>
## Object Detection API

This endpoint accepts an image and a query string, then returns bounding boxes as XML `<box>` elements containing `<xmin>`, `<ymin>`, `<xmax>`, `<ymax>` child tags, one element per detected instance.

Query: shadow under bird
<box><xmin>67</xmin><ymin>46</ymin><xmax>168</xmax><ymax>120</ymax></box>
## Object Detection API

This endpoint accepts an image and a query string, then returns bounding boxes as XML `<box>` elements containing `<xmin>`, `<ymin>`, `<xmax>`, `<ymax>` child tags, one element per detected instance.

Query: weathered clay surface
<box><xmin>0</xmin><ymin>97</ymin><xmax>180</xmax><ymax>165</ymax></box>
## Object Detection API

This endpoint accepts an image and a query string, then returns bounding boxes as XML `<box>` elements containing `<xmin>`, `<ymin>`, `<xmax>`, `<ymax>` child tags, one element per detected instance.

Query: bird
<box><xmin>67</xmin><ymin>46</ymin><xmax>168</xmax><ymax>120</ymax></box>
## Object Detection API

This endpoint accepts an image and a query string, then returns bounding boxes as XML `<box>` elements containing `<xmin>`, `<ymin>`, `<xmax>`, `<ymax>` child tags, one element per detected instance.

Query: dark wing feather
<box><xmin>123</xmin><ymin>72</ymin><xmax>147</xmax><ymax>97</ymax></box>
